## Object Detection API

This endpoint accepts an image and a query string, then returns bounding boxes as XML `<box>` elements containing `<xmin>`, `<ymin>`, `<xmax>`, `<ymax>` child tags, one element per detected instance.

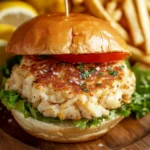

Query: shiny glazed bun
<box><xmin>6</xmin><ymin>13</ymin><xmax>129</xmax><ymax>55</ymax></box>
<box><xmin>12</xmin><ymin>110</ymin><xmax>124</xmax><ymax>143</ymax></box>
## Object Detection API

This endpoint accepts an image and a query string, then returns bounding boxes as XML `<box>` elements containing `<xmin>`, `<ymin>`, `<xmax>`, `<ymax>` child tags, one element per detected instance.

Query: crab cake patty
<box><xmin>5</xmin><ymin>56</ymin><xmax>135</xmax><ymax>120</ymax></box>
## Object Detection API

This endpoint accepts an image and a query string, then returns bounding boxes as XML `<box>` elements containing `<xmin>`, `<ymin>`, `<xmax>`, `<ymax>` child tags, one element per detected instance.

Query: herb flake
<box><xmin>77</xmin><ymin>64</ymin><xmax>96</xmax><ymax>79</ymax></box>
<box><xmin>80</xmin><ymin>83</ymin><xmax>88</xmax><ymax>92</ymax></box>
<box><xmin>107</xmin><ymin>67</ymin><xmax>118</xmax><ymax>76</ymax></box>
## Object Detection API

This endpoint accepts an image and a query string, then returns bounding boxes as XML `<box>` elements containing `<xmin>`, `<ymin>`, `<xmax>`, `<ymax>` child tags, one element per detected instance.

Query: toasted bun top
<box><xmin>6</xmin><ymin>13</ymin><xmax>129</xmax><ymax>55</ymax></box>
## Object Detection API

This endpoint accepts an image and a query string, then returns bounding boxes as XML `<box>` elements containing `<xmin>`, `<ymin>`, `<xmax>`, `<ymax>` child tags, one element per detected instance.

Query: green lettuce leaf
<box><xmin>0</xmin><ymin>55</ymin><xmax>22</xmax><ymax>78</ymax></box>
<box><xmin>0</xmin><ymin>90</ymin><xmax>19</xmax><ymax>110</ymax></box>
<box><xmin>132</xmin><ymin>64</ymin><xmax>150</xmax><ymax>94</ymax></box>
<box><xmin>0</xmin><ymin>55</ymin><xmax>22</xmax><ymax>88</ymax></box>
<box><xmin>73</xmin><ymin>119</ymin><xmax>88</xmax><ymax>128</ymax></box>
<box><xmin>14</xmin><ymin>100</ymin><xmax>31</xmax><ymax>118</ymax></box>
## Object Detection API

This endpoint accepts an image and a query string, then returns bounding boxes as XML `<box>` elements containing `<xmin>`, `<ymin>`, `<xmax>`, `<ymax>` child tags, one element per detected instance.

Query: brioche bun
<box><xmin>6</xmin><ymin>13</ymin><xmax>129</xmax><ymax>55</ymax></box>
<box><xmin>12</xmin><ymin>110</ymin><xmax>124</xmax><ymax>143</ymax></box>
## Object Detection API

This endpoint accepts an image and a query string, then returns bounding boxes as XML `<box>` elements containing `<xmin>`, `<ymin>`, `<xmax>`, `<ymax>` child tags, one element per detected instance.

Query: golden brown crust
<box><xmin>11</xmin><ymin>110</ymin><xmax>124</xmax><ymax>142</ymax></box>
<box><xmin>6</xmin><ymin>13</ymin><xmax>129</xmax><ymax>55</ymax></box>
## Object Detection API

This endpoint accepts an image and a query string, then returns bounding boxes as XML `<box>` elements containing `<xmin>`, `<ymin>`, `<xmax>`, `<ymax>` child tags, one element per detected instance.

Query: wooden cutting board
<box><xmin>0</xmin><ymin>49</ymin><xmax>150</xmax><ymax>150</ymax></box>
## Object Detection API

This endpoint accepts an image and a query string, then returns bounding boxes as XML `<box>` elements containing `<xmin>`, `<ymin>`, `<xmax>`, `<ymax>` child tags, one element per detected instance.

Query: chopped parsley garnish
<box><xmin>107</xmin><ymin>67</ymin><xmax>118</xmax><ymax>76</ymax></box>
<box><xmin>76</xmin><ymin>64</ymin><xmax>84</xmax><ymax>71</ymax></box>
<box><xmin>89</xmin><ymin>67</ymin><xmax>96</xmax><ymax>74</ymax></box>
<box><xmin>77</xmin><ymin>64</ymin><xmax>95</xmax><ymax>79</ymax></box>
<box><xmin>0</xmin><ymin>55</ymin><xmax>22</xmax><ymax>78</ymax></box>
<box><xmin>80</xmin><ymin>83</ymin><xmax>88</xmax><ymax>92</ymax></box>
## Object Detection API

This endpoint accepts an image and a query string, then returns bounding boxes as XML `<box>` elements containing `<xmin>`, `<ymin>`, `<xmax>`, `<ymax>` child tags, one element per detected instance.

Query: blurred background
<box><xmin>0</xmin><ymin>0</ymin><xmax>150</xmax><ymax>65</ymax></box>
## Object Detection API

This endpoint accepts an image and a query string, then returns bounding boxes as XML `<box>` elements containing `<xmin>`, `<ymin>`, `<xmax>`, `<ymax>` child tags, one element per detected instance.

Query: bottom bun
<box><xmin>11</xmin><ymin>110</ymin><xmax>124</xmax><ymax>143</ymax></box>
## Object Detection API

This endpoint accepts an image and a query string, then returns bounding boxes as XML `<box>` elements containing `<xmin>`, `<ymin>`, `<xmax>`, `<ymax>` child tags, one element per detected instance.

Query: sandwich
<box><xmin>0</xmin><ymin>13</ymin><xmax>136</xmax><ymax>142</ymax></box>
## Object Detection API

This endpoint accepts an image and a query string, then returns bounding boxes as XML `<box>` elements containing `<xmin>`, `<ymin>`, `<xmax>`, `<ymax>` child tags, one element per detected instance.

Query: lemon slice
<box><xmin>0</xmin><ymin>1</ymin><xmax>38</xmax><ymax>27</ymax></box>
<box><xmin>0</xmin><ymin>24</ymin><xmax>15</xmax><ymax>41</ymax></box>
<box><xmin>0</xmin><ymin>39</ymin><xmax>7</xmax><ymax>48</ymax></box>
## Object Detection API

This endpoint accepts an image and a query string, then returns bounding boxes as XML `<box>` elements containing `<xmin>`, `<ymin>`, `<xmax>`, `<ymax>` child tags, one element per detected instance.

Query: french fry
<box><xmin>112</xmin><ymin>9</ymin><xmax>122</xmax><ymax>22</ymax></box>
<box><xmin>135</xmin><ymin>0</ymin><xmax>150</xmax><ymax>54</ymax></box>
<box><xmin>123</xmin><ymin>0</ymin><xmax>144</xmax><ymax>46</ymax></box>
<box><xmin>84</xmin><ymin>0</ymin><xmax>130</xmax><ymax>41</ymax></box>
<box><xmin>106</xmin><ymin>1</ymin><xmax>117</xmax><ymax>14</ymax></box>
<box><xmin>129</xmin><ymin>45</ymin><xmax>150</xmax><ymax>64</ymax></box>
<box><xmin>105</xmin><ymin>1</ymin><xmax>122</xmax><ymax>22</ymax></box>
<box><xmin>146</xmin><ymin>0</ymin><xmax>150</xmax><ymax>12</ymax></box>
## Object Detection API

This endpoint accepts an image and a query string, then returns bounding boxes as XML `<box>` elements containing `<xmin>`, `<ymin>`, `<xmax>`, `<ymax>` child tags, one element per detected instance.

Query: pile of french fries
<box><xmin>69</xmin><ymin>0</ymin><xmax>150</xmax><ymax>65</ymax></box>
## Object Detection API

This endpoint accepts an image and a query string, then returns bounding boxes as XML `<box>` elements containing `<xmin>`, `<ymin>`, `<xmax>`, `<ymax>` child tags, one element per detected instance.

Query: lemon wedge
<box><xmin>0</xmin><ymin>24</ymin><xmax>15</xmax><ymax>41</ymax></box>
<box><xmin>0</xmin><ymin>39</ymin><xmax>7</xmax><ymax>48</ymax></box>
<box><xmin>0</xmin><ymin>1</ymin><xmax>38</xmax><ymax>27</ymax></box>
